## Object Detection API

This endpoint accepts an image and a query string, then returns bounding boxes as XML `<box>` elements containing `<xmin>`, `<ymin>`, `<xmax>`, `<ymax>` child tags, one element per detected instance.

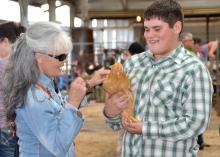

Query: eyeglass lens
<box><xmin>48</xmin><ymin>54</ymin><xmax>67</xmax><ymax>61</ymax></box>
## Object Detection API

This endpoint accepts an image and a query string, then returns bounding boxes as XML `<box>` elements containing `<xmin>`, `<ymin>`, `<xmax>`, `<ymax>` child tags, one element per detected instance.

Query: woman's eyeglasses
<box><xmin>36</xmin><ymin>52</ymin><xmax>68</xmax><ymax>62</ymax></box>
<box><xmin>48</xmin><ymin>54</ymin><xmax>68</xmax><ymax>61</ymax></box>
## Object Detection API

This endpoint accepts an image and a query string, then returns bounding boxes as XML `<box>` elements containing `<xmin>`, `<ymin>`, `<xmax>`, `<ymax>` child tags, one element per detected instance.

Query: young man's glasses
<box><xmin>48</xmin><ymin>54</ymin><xmax>68</xmax><ymax>61</ymax></box>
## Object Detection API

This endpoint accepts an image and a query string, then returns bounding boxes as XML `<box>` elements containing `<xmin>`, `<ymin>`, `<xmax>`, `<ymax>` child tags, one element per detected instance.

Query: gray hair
<box><xmin>181</xmin><ymin>32</ymin><xmax>193</xmax><ymax>42</ymax></box>
<box><xmin>3</xmin><ymin>21</ymin><xmax>73</xmax><ymax>121</ymax></box>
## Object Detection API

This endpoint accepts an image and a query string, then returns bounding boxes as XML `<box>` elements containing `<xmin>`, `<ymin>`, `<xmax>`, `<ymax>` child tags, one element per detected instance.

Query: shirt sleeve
<box><xmin>142</xmin><ymin>64</ymin><xmax>213</xmax><ymax>141</ymax></box>
<box><xmin>64</xmin><ymin>95</ymin><xmax>89</xmax><ymax>108</ymax></box>
<box><xmin>103</xmin><ymin>109</ymin><xmax>122</xmax><ymax>131</ymax></box>
<box><xmin>79</xmin><ymin>96</ymin><xmax>89</xmax><ymax>108</ymax></box>
<box><xmin>19</xmin><ymin>89</ymin><xmax>84</xmax><ymax>157</ymax></box>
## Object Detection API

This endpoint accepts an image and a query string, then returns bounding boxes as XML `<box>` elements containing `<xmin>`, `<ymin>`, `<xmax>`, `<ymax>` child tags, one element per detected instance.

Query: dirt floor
<box><xmin>75</xmin><ymin>101</ymin><xmax>220</xmax><ymax>157</ymax></box>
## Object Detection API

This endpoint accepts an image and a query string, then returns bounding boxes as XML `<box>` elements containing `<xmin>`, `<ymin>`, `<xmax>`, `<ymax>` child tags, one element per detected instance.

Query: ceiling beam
<box><xmin>88</xmin><ymin>7</ymin><xmax>220</xmax><ymax>19</ymax></box>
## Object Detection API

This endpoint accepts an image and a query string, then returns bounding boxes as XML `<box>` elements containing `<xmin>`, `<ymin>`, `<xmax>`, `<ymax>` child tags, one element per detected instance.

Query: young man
<box><xmin>103</xmin><ymin>0</ymin><xmax>213</xmax><ymax>157</ymax></box>
<box><xmin>0</xmin><ymin>21</ymin><xmax>26</xmax><ymax>157</ymax></box>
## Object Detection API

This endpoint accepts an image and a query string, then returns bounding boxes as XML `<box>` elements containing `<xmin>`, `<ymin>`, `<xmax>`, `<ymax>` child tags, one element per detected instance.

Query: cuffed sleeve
<box><xmin>103</xmin><ymin>109</ymin><xmax>122</xmax><ymax>131</ymax></box>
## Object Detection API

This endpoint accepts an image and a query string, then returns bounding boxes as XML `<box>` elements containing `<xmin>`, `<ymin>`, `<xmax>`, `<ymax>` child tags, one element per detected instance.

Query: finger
<box><xmin>99</xmin><ymin>68</ymin><xmax>110</xmax><ymax>74</ymax></box>
<box><xmin>117</xmin><ymin>96</ymin><xmax>128</xmax><ymax>109</ymax></box>
<box><xmin>74</xmin><ymin>77</ymin><xmax>84</xmax><ymax>84</ymax></box>
<box><xmin>126</xmin><ymin>123</ymin><xmax>136</xmax><ymax>129</ymax></box>
<box><xmin>118</xmin><ymin>95</ymin><xmax>128</xmax><ymax>102</ymax></box>
<box><xmin>119</xmin><ymin>100</ymin><xmax>128</xmax><ymax>110</ymax></box>
<box><xmin>100</xmin><ymin>70</ymin><xmax>110</xmax><ymax>77</ymax></box>
<box><xmin>108</xmin><ymin>91</ymin><xmax>124</xmax><ymax>100</ymax></box>
<box><xmin>121</xmin><ymin>116</ymin><xmax>127</xmax><ymax>129</ymax></box>
<box><xmin>105</xmin><ymin>92</ymin><xmax>110</xmax><ymax>99</ymax></box>
<box><xmin>127</xmin><ymin>128</ymin><xmax>137</xmax><ymax>134</ymax></box>
<box><xmin>125</xmin><ymin>123</ymin><xmax>137</xmax><ymax>133</ymax></box>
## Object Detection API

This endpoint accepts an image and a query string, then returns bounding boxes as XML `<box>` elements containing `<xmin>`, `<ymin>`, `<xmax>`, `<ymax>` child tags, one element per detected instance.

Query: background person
<box><xmin>193</xmin><ymin>37</ymin><xmax>219</xmax><ymax>65</ymax></box>
<box><xmin>181</xmin><ymin>32</ymin><xmax>195</xmax><ymax>55</ymax></box>
<box><xmin>182</xmin><ymin>33</ymin><xmax>218</xmax><ymax>150</ymax></box>
<box><xmin>123</xmin><ymin>42</ymin><xmax>145</xmax><ymax>60</ymax></box>
<box><xmin>0</xmin><ymin>21</ymin><xmax>26</xmax><ymax>157</ymax></box>
<box><xmin>193</xmin><ymin>37</ymin><xmax>218</xmax><ymax>150</ymax></box>
<box><xmin>3</xmin><ymin>21</ymin><xmax>109</xmax><ymax>157</ymax></box>
<box><xmin>103</xmin><ymin>0</ymin><xmax>213</xmax><ymax>157</ymax></box>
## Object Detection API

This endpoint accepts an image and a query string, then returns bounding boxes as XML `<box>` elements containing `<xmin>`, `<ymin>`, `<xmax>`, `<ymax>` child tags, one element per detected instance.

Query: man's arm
<box><xmin>104</xmin><ymin>92</ymin><xmax>129</xmax><ymax>130</ymax></box>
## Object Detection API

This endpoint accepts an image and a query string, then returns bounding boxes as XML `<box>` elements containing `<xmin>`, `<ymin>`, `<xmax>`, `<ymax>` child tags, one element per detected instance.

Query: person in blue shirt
<box><xmin>3</xmin><ymin>21</ymin><xmax>109</xmax><ymax>157</ymax></box>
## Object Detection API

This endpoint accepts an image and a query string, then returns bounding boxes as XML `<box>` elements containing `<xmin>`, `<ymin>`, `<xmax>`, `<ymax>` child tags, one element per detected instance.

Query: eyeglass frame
<box><xmin>48</xmin><ymin>54</ymin><xmax>68</xmax><ymax>61</ymax></box>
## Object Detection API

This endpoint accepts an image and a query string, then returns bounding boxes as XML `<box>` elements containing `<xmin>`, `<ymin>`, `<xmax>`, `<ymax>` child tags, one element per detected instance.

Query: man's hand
<box><xmin>121</xmin><ymin>115</ymin><xmax>143</xmax><ymax>135</ymax></box>
<box><xmin>104</xmin><ymin>92</ymin><xmax>128</xmax><ymax>118</ymax></box>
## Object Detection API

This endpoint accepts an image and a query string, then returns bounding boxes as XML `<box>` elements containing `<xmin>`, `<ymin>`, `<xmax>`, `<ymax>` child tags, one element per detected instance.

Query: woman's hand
<box><xmin>68</xmin><ymin>77</ymin><xmax>86</xmax><ymax>108</ymax></box>
<box><xmin>87</xmin><ymin>68</ymin><xmax>110</xmax><ymax>88</ymax></box>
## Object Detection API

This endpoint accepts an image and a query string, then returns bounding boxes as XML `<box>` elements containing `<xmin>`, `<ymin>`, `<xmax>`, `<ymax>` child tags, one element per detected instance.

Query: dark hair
<box><xmin>193</xmin><ymin>37</ymin><xmax>201</xmax><ymax>45</ymax></box>
<box><xmin>128</xmin><ymin>42</ymin><xmax>145</xmax><ymax>55</ymax></box>
<box><xmin>0</xmin><ymin>21</ymin><xmax>26</xmax><ymax>43</ymax></box>
<box><xmin>144</xmin><ymin>0</ymin><xmax>183</xmax><ymax>30</ymax></box>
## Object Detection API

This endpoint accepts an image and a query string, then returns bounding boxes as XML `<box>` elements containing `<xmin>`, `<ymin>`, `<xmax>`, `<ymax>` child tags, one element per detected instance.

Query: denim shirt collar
<box><xmin>37</xmin><ymin>73</ymin><xmax>54</xmax><ymax>89</ymax></box>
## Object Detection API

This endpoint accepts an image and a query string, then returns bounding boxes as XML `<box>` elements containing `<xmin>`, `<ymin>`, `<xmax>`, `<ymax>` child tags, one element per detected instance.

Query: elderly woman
<box><xmin>3</xmin><ymin>21</ymin><xmax>109</xmax><ymax>157</ymax></box>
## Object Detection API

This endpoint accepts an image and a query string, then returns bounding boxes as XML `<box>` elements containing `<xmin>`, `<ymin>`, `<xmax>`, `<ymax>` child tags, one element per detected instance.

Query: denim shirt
<box><xmin>16</xmin><ymin>73</ymin><xmax>84</xmax><ymax>157</ymax></box>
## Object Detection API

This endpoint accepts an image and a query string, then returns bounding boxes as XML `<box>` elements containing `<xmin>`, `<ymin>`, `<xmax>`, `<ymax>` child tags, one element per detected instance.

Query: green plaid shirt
<box><xmin>105</xmin><ymin>44</ymin><xmax>213</xmax><ymax>157</ymax></box>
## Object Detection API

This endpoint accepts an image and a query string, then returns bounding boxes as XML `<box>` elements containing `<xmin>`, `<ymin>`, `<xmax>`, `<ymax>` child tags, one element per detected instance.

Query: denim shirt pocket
<box><xmin>32</xmin><ymin>88</ymin><xmax>62</xmax><ymax>116</ymax></box>
<box><xmin>32</xmin><ymin>87</ymin><xmax>49</xmax><ymax>102</ymax></box>
<box><xmin>48</xmin><ymin>98</ymin><xmax>63</xmax><ymax>117</ymax></box>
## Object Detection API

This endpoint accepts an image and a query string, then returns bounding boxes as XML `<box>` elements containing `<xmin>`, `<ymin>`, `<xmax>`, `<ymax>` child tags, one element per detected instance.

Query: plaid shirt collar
<box><xmin>144</xmin><ymin>43</ymin><xmax>185</xmax><ymax>65</ymax></box>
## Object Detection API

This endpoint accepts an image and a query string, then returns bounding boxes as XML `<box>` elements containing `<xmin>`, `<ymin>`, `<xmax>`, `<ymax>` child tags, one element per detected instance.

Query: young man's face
<box><xmin>144</xmin><ymin>18</ymin><xmax>181</xmax><ymax>60</ymax></box>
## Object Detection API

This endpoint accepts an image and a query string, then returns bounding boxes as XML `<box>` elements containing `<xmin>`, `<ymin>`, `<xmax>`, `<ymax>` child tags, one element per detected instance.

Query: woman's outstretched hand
<box><xmin>87</xmin><ymin>68</ymin><xmax>110</xmax><ymax>88</ymax></box>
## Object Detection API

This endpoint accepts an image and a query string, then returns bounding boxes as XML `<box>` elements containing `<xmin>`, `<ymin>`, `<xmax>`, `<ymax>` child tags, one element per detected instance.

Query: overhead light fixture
<box><xmin>92</xmin><ymin>19</ymin><xmax>97</xmax><ymax>27</ymax></box>
<box><xmin>56</xmin><ymin>1</ymin><xmax>61</xmax><ymax>7</ymax></box>
<box><xmin>74</xmin><ymin>17</ymin><xmax>82</xmax><ymax>27</ymax></box>
<box><xmin>136</xmin><ymin>16</ymin><xmax>141</xmax><ymax>22</ymax></box>
<box><xmin>104</xmin><ymin>19</ymin><xmax>108</xmax><ymax>27</ymax></box>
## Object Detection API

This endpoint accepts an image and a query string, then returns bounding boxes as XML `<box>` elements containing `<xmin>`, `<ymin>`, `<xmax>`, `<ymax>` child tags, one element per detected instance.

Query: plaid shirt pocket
<box><xmin>150</xmin><ymin>80</ymin><xmax>174</xmax><ymax>106</ymax></box>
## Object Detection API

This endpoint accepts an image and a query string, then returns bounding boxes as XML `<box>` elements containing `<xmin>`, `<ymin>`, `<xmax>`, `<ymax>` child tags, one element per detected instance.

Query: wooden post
<box><xmin>18</xmin><ymin>0</ymin><xmax>29</xmax><ymax>27</ymax></box>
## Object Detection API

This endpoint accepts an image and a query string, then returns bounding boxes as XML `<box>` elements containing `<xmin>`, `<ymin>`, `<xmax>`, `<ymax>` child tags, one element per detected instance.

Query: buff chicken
<box><xmin>103</xmin><ymin>62</ymin><xmax>138</xmax><ymax>123</ymax></box>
